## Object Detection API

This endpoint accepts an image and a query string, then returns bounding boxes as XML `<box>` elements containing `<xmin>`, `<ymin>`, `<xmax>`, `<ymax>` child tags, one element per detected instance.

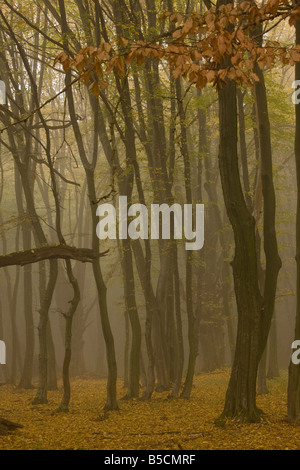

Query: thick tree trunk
<box><xmin>257</xmin><ymin>346</ymin><xmax>268</xmax><ymax>395</ymax></box>
<box><xmin>217</xmin><ymin>76</ymin><xmax>263</xmax><ymax>423</ymax></box>
<box><xmin>217</xmin><ymin>0</ymin><xmax>280</xmax><ymax>422</ymax></box>
<box><xmin>287</xmin><ymin>19</ymin><xmax>300</xmax><ymax>423</ymax></box>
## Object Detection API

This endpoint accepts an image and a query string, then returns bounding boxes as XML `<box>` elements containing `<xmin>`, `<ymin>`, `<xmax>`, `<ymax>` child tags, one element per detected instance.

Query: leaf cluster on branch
<box><xmin>55</xmin><ymin>0</ymin><xmax>300</xmax><ymax>91</ymax></box>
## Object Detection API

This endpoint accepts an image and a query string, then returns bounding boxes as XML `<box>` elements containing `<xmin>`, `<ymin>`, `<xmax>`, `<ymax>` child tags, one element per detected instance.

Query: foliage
<box><xmin>55</xmin><ymin>1</ymin><xmax>300</xmax><ymax>92</ymax></box>
<box><xmin>0</xmin><ymin>371</ymin><xmax>298</xmax><ymax>450</ymax></box>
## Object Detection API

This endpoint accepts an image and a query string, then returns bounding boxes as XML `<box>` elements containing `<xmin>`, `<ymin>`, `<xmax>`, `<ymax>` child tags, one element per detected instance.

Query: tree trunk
<box><xmin>267</xmin><ymin>311</ymin><xmax>279</xmax><ymax>379</ymax></box>
<box><xmin>60</xmin><ymin>0</ymin><xmax>119</xmax><ymax>407</ymax></box>
<box><xmin>287</xmin><ymin>19</ymin><xmax>300</xmax><ymax>423</ymax></box>
<box><xmin>176</xmin><ymin>79</ymin><xmax>197</xmax><ymax>399</ymax></box>
<box><xmin>124</xmin><ymin>310</ymin><xmax>130</xmax><ymax>389</ymax></box>
<box><xmin>58</xmin><ymin>260</ymin><xmax>80</xmax><ymax>412</ymax></box>
<box><xmin>47</xmin><ymin>318</ymin><xmax>58</xmax><ymax>391</ymax></box>
<box><xmin>257</xmin><ymin>346</ymin><xmax>268</xmax><ymax>395</ymax></box>
<box><xmin>18</xmin><ymin>226</ymin><xmax>34</xmax><ymax>389</ymax></box>
<box><xmin>131</xmin><ymin>240</ymin><xmax>156</xmax><ymax>400</ymax></box>
<box><xmin>217</xmin><ymin>75</ymin><xmax>263</xmax><ymax>423</ymax></box>
<box><xmin>33</xmin><ymin>260</ymin><xmax>58</xmax><ymax>404</ymax></box>
<box><xmin>170</xmin><ymin>247</ymin><xmax>184</xmax><ymax>398</ymax></box>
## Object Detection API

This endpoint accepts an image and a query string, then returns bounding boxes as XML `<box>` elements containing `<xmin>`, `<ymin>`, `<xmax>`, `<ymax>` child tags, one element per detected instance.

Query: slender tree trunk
<box><xmin>57</xmin><ymin>261</ymin><xmax>80</xmax><ymax>412</ymax></box>
<box><xmin>33</xmin><ymin>260</ymin><xmax>58</xmax><ymax>404</ymax></box>
<box><xmin>131</xmin><ymin>240</ymin><xmax>156</xmax><ymax>400</ymax></box>
<box><xmin>170</xmin><ymin>247</ymin><xmax>184</xmax><ymax>398</ymax></box>
<box><xmin>253</xmin><ymin>60</ymin><xmax>282</xmax><ymax>356</ymax></box>
<box><xmin>267</xmin><ymin>311</ymin><xmax>279</xmax><ymax>379</ymax></box>
<box><xmin>14</xmin><ymin>167</ymin><xmax>35</xmax><ymax>389</ymax></box>
<box><xmin>120</xmin><ymin>237</ymin><xmax>141</xmax><ymax>399</ymax></box>
<box><xmin>10</xmin><ymin>263</ymin><xmax>21</xmax><ymax>385</ymax></box>
<box><xmin>18</xmin><ymin>225</ymin><xmax>34</xmax><ymax>389</ymax></box>
<box><xmin>124</xmin><ymin>310</ymin><xmax>130</xmax><ymax>389</ymax></box>
<box><xmin>59</xmin><ymin>316</ymin><xmax>73</xmax><ymax>410</ymax></box>
<box><xmin>176</xmin><ymin>79</ymin><xmax>197</xmax><ymax>399</ymax></box>
<box><xmin>87</xmin><ymin>169</ymin><xmax>118</xmax><ymax>410</ymax></box>
<box><xmin>0</xmin><ymin>298</ymin><xmax>8</xmax><ymax>383</ymax></box>
<box><xmin>59</xmin><ymin>0</ymin><xmax>118</xmax><ymax>408</ymax></box>
<box><xmin>47</xmin><ymin>319</ymin><xmax>58</xmax><ymax>391</ymax></box>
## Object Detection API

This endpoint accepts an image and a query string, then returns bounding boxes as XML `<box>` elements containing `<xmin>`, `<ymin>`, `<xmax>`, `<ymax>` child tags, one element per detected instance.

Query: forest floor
<box><xmin>0</xmin><ymin>369</ymin><xmax>299</xmax><ymax>450</ymax></box>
